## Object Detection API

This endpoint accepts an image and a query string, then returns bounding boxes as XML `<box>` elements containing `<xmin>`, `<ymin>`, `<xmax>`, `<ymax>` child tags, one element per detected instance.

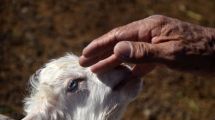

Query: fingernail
<box><xmin>114</xmin><ymin>41</ymin><xmax>132</xmax><ymax>60</ymax></box>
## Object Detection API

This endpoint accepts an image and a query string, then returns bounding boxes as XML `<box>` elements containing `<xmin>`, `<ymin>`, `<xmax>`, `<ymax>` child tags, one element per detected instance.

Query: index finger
<box><xmin>82</xmin><ymin>21</ymin><xmax>140</xmax><ymax>58</ymax></box>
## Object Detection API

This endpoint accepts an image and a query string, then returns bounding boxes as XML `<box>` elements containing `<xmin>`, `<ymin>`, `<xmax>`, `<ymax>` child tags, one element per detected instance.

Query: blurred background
<box><xmin>1</xmin><ymin>0</ymin><xmax>215</xmax><ymax>120</ymax></box>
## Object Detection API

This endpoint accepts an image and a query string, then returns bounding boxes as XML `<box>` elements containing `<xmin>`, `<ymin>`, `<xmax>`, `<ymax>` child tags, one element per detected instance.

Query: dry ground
<box><xmin>1</xmin><ymin>0</ymin><xmax>215</xmax><ymax>120</ymax></box>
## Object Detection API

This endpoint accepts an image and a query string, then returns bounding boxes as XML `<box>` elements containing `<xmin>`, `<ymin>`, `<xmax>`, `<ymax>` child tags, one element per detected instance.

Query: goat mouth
<box><xmin>112</xmin><ymin>77</ymin><xmax>129</xmax><ymax>91</ymax></box>
<box><xmin>112</xmin><ymin>65</ymin><xmax>132</xmax><ymax>91</ymax></box>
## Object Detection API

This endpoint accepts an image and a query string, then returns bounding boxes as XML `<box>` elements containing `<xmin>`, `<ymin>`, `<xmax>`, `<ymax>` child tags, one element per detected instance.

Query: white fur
<box><xmin>23</xmin><ymin>53</ymin><xmax>142</xmax><ymax>120</ymax></box>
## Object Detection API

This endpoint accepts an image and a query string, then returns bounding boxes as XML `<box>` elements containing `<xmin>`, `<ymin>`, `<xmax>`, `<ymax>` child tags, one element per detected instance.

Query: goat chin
<box><xmin>22</xmin><ymin>53</ymin><xmax>143</xmax><ymax>120</ymax></box>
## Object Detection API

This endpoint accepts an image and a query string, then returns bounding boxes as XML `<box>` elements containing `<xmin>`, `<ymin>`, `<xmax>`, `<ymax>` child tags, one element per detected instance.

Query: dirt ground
<box><xmin>0</xmin><ymin>0</ymin><xmax>215</xmax><ymax>120</ymax></box>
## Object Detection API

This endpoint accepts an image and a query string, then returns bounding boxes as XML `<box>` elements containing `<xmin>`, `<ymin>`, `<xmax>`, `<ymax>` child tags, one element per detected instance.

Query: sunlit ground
<box><xmin>0</xmin><ymin>0</ymin><xmax>215</xmax><ymax>119</ymax></box>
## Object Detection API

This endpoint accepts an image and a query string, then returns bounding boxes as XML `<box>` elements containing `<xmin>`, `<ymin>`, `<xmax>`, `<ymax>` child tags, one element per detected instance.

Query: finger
<box><xmin>152</xmin><ymin>35</ymin><xmax>182</xmax><ymax>44</ymax></box>
<box><xmin>82</xmin><ymin>32</ymin><xmax>117</xmax><ymax>57</ymax></box>
<box><xmin>79</xmin><ymin>50</ymin><xmax>113</xmax><ymax>67</ymax></box>
<box><xmin>114</xmin><ymin>41</ymin><xmax>163</xmax><ymax>63</ymax></box>
<box><xmin>82</xmin><ymin>22</ymin><xmax>140</xmax><ymax>58</ymax></box>
<box><xmin>90</xmin><ymin>54</ymin><xmax>122</xmax><ymax>73</ymax></box>
<box><xmin>113</xmin><ymin>41</ymin><xmax>156</xmax><ymax>63</ymax></box>
<box><xmin>114</xmin><ymin>40</ymin><xmax>184</xmax><ymax>66</ymax></box>
<box><xmin>82</xmin><ymin>15</ymin><xmax>168</xmax><ymax>58</ymax></box>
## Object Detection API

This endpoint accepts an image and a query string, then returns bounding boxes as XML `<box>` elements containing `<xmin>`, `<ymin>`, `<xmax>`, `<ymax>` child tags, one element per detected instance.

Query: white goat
<box><xmin>22</xmin><ymin>54</ymin><xmax>142</xmax><ymax>120</ymax></box>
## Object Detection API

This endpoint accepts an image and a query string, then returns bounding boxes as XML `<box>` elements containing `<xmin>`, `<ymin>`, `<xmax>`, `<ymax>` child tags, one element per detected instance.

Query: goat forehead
<box><xmin>39</xmin><ymin>56</ymin><xmax>88</xmax><ymax>84</ymax></box>
<box><xmin>36</xmin><ymin>54</ymin><xmax>114</xmax><ymax>89</ymax></box>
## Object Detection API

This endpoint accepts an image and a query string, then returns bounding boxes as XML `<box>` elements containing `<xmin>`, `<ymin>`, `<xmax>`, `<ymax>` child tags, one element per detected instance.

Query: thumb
<box><xmin>114</xmin><ymin>41</ymin><xmax>160</xmax><ymax>63</ymax></box>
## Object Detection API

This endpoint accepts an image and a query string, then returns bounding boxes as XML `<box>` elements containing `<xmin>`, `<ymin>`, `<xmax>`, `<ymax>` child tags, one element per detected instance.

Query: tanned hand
<box><xmin>79</xmin><ymin>15</ymin><xmax>215</xmax><ymax>76</ymax></box>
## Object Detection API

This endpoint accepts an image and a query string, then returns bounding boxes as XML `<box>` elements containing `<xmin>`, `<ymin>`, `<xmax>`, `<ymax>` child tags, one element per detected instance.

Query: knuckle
<box><xmin>110</xmin><ymin>27</ymin><xmax>122</xmax><ymax>38</ymax></box>
<box><xmin>173</xmin><ymin>42</ymin><xmax>184</xmax><ymax>53</ymax></box>
<box><xmin>134</xmin><ymin>43</ymin><xmax>152</xmax><ymax>58</ymax></box>
<box><xmin>111</xmin><ymin>27</ymin><xmax>122</xmax><ymax>35</ymax></box>
<box><xmin>146</xmin><ymin>15</ymin><xmax>168</xmax><ymax>26</ymax></box>
<box><xmin>129</xmin><ymin>20</ymin><xmax>140</xmax><ymax>26</ymax></box>
<box><xmin>91</xmin><ymin>38</ymin><xmax>100</xmax><ymax>46</ymax></box>
<box><xmin>112</xmin><ymin>26</ymin><xmax>127</xmax><ymax>40</ymax></box>
<box><xmin>149</xmin><ymin>15</ymin><xmax>166</xmax><ymax>20</ymax></box>
<box><xmin>168</xmin><ymin>41</ymin><xmax>184</xmax><ymax>59</ymax></box>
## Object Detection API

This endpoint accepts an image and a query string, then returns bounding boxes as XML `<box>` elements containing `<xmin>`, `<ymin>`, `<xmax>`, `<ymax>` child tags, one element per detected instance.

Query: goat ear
<box><xmin>22</xmin><ymin>113</ymin><xmax>42</xmax><ymax>120</ymax></box>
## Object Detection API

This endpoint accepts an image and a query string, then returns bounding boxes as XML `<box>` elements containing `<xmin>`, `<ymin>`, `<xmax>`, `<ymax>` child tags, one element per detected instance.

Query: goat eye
<box><xmin>67</xmin><ymin>80</ymin><xmax>78</xmax><ymax>92</ymax></box>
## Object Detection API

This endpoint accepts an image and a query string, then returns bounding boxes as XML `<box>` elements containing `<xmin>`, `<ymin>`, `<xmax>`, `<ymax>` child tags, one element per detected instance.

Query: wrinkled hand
<box><xmin>79</xmin><ymin>15</ymin><xmax>215</xmax><ymax>75</ymax></box>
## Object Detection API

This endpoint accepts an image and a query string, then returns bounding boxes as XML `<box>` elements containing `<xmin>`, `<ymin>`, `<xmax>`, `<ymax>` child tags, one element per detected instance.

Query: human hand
<box><xmin>79</xmin><ymin>15</ymin><xmax>215</xmax><ymax>75</ymax></box>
